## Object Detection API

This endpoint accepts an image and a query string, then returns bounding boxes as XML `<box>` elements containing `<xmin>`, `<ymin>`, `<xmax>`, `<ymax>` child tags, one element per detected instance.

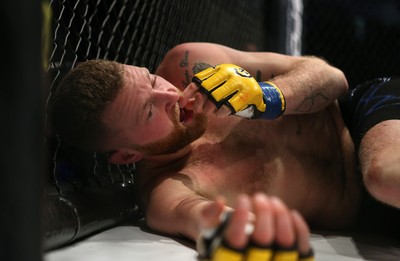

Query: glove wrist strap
<box><xmin>258</xmin><ymin>81</ymin><xmax>286</xmax><ymax>119</ymax></box>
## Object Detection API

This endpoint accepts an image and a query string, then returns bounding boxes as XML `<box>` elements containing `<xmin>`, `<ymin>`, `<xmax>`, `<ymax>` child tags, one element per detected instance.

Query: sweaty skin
<box><xmin>107</xmin><ymin>43</ymin><xmax>362</xmax><ymax>241</ymax></box>
<box><xmin>137</xmin><ymin>101</ymin><xmax>360</xmax><ymax>235</ymax></box>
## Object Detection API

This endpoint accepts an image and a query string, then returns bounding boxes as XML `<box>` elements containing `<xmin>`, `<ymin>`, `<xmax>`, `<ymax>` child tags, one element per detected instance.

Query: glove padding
<box><xmin>192</xmin><ymin>64</ymin><xmax>285</xmax><ymax>119</ymax></box>
<box><xmin>197</xmin><ymin>212</ymin><xmax>314</xmax><ymax>261</ymax></box>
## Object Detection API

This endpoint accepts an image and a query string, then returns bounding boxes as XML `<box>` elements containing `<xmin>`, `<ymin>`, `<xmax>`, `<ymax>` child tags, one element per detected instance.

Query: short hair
<box><xmin>48</xmin><ymin>60</ymin><xmax>124</xmax><ymax>152</ymax></box>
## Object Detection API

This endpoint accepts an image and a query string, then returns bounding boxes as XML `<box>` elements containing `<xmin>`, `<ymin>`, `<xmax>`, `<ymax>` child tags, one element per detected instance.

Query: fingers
<box><xmin>224</xmin><ymin>195</ymin><xmax>252</xmax><ymax>249</ymax></box>
<box><xmin>271</xmin><ymin>197</ymin><xmax>296</xmax><ymax>248</ymax></box>
<box><xmin>215</xmin><ymin>105</ymin><xmax>231</xmax><ymax>118</ymax></box>
<box><xmin>191</xmin><ymin>92</ymin><xmax>231</xmax><ymax>117</ymax></box>
<box><xmin>224</xmin><ymin>194</ymin><xmax>312</xmax><ymax>256</ymax></box>
<box><xmin>179</xmin><ymin>83</ymin><xmax>198</xmax><ymax>109</ymax></box>
<box><xmin>180</xmin><ymin>83</ymin><xmax>231</xmax><ymax>118</ymax></box>
<box><xmin>291</xmin><ymin>210</ymin><xmax>312</xmax><ymax>256</ymax></box>
<box><xmin>197</xmin><ymin>194</ymin><xmax>314</xmax><ymax>261</ymax></box>
<box><xmin>199</xmin><ymin>197</ymin><xmax>226</xmax><ymax>230</ymax></box>
<box><xmin>250</xmin><ymin>194</ymin><xmax>274</xmax><ymax>246</ymax></box>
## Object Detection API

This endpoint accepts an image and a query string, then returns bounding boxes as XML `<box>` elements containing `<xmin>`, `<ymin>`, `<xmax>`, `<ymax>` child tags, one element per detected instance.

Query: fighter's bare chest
<box><xmin>181</xmin><ymin>113</ymin><xmax>343</xmax><ymax>200</ymax></box>
<box><xmin>188</xmin><ymin>145</ymin><xmax>274</xmax><ymax>193</ymax></box>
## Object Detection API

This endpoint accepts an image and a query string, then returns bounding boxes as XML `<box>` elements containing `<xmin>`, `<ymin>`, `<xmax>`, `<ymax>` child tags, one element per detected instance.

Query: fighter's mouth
<box><xmin>179</xmin><ymin>108</ymin><xmax>194</xmax><ymax>123</ymax></box>
<box><xmin>180</xmin><ymin>108</ymin><xmax>185</xmax><ymax>122</ymax></box>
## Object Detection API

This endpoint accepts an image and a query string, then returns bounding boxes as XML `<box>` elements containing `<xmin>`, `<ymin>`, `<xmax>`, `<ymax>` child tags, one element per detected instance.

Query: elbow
<box><xmin>157</xmin><ymin>43</ymin><xmax>189</xmax><ymax>67</ymax></box>
<box><xmin>363</xmin><ymin>158</ymin><xmax>400</xmax><ymax>209</ymax></box>
<box><xmin>155</xmin><ymin>43</ymin><xmax>194</xmax><ymax>86</ymax></box>
<box><xmin>162</xmin><ymin>43</ymin><xmax>200</xmax><ymax>65</ymax></box>
<box><xmin>164</xmin><ymin>43</ymin><xmax>192</xmax><ymax>59</ymax></box>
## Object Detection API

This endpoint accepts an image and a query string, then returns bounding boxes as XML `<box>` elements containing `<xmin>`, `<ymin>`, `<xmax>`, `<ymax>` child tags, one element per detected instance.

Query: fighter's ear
<box><xmin>108</xmin><ymin>149</ymin><xmax>143</xmax><ymax>164</ymax></box>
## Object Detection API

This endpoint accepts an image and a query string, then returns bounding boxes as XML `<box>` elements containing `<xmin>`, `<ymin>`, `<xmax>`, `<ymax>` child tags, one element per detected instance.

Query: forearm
<box><xmin>145</xmin><ymin>189</ymin><xmax>213</xmax><ymax>241</ymax></box>
<box><xmin>233</xmin><ymin>50</ymin><xmax>348</xmax><ymax>115</ymax></box>
<box><xmin>269</xmin><ymin>56</ymin><xmax>348</xmax><ymax>115</ymax></box>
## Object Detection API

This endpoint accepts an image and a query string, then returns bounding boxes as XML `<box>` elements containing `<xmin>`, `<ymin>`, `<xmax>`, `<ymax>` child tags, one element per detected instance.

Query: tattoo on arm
<box><xmin>259</xmin><ymin>69</ymin><xmax>328</xmax><ymax>113</ymax></box>
<box><xmin>192</xmin><ymin>62</ymin><xmax>212</xmax><ymax>74</ymax></box>
<box><xmin>294</xmin><ymin>87</ymin><xmax>329</xmax><ymax>113</ymax></box>
<box><xmin>179</xmin><ymin>51</ymin><xmax>212</xmax><ymax>88</ymax></box>
<box><xmin>179</xmin><ymin>51</ymin><xmax>190</xmax><ymax>88</ymax></box>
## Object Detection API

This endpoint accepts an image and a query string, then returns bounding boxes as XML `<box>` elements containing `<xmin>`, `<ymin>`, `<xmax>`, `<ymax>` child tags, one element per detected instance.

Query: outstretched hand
<box><xmin>197</xmin><ymin>193</ymin><xmax>314</xmax><ymax>261</ymax></box>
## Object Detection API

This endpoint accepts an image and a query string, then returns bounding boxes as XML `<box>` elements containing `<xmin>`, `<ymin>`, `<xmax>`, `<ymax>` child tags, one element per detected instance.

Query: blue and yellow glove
<box><xmin>197</xmin><ymin>213</ymin><xmax>315</xmax><ymax>261</ymax></box>
<box><xmin>192</xmin><ymin>64</ymin><xmax>286</xmax><ymax>119</ymax></box>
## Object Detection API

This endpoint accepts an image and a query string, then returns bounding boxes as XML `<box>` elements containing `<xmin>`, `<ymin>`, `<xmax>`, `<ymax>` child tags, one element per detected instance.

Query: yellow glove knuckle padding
<box><xmin>194</xmin><ymin>67</ymin><xmax>218</xmax><ymax>86</ymax></box>
<box><xmin>197</xmin><ymin>212</ymin><xmax>315</xmax><ymax>261</ymax></box>
<box><xmin>209</xmin><ymin>245</ymin><xmax>314</xmax><ymax>261</ymax></box>
<box><xmin>193</xmin><ymin>64</ymin><xmax>266</xmax><ymax>113</ymax></box>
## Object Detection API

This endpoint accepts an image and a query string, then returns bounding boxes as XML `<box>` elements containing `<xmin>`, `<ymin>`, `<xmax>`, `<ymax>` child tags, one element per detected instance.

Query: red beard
<box><xmin>136</xmin><ymin>111</ymin><xmax>207</xmax><ymax>156</ymax></box>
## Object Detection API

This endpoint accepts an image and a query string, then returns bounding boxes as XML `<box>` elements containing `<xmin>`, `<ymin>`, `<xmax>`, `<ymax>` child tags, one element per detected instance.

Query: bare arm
<box><xmin>359</xmin><ymin>120</ymin><xmax>400</xmax><ymax>208</ymax></box>
<box><xmin>156</xmin><ymin>42</ymin><xmax>348</xmax><ymax>115</ymax></box>
<box><xmin>254</xmin><ymin>53</ymin><xmax>349</xmax><ymax>115</ymax></box>
<box><xmin>142</xmin><ymin>175</ymin><xmax>313</xmax><ymax>259</ymax></box>
<box><xmin>142</xmin><ymin>173</ymin><xmax>217</xmax><ymax>240</ymax></box>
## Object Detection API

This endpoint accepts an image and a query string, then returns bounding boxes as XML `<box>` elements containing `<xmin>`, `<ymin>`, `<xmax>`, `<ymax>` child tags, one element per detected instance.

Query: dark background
<box><xmin>1</xmin><ymin>0</ymin><xmax>399</xmax><ymax>260</ymax></box>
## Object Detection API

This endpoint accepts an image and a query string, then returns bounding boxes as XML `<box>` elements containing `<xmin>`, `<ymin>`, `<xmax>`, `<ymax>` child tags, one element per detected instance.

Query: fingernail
<box><xmin>254</xmin><ymin>193</ymin><xmax>268</xmax><ymax>202</ymax></box>
<box><xmin>270</xmin><ymin>196</ymin><xmax>284</xmax><ymax>207</ymax></box>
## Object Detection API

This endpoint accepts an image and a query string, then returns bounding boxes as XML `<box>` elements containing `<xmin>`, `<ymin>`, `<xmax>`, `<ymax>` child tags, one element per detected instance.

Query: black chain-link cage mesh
<box><xmin>302</xmin><ymin>0</ymin><xmax>400</xmax><ymax>87</ymax></box>
<box><xmin>44</xmin><ymin>0</ymin><xmax>267</xmax><ymax>250</ymax></box>
<box><xmin>44</xmin><ymin>0</ymin><xmax>400</xmax><ymax>251</ymax></box>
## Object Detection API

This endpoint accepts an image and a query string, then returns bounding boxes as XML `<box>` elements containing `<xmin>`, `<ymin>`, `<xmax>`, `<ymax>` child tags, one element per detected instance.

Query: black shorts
<box><xmin>340</xmin><ymin>77</ymin><xmax>400</xmax><ymax>239</ymax></box>
<box><xmin>356</xmin><ymin>188</ymin><xmax>400</xmax><ymax>240</ymax></box>
<box><xmin>340</xmin><ymin>77</ymin><xmax>400</xmax><ymax>149</ymax></box>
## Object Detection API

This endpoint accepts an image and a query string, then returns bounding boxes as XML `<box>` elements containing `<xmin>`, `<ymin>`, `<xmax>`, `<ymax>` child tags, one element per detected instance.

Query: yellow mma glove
<box><xmin>199</xmin><ymin>241</ymin><xmax>314</xmax><ymax>261</ymax></box>
<box><xmin>192</xmin><ymin>64</ymin><xmax>286</xmax><ymax>119</ymax></box>
<box><xmin>197</xmin><ymin>212</ymin><xmax>315</xmax><ymax>261</ymax></box>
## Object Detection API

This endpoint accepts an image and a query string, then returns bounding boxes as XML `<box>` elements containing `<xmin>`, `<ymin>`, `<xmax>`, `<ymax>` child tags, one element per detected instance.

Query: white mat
<box><xmin>45</xmin><ymin>226</ymin><xmax>400</xmax><ymax>261</ymax></box>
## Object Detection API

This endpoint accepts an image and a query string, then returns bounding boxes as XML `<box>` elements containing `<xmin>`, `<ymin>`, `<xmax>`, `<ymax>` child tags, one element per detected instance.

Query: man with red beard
<box><xmin>50</xmin><ymin>42</ymin><xmax>400</xmax><ymax>261</ymax></box>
